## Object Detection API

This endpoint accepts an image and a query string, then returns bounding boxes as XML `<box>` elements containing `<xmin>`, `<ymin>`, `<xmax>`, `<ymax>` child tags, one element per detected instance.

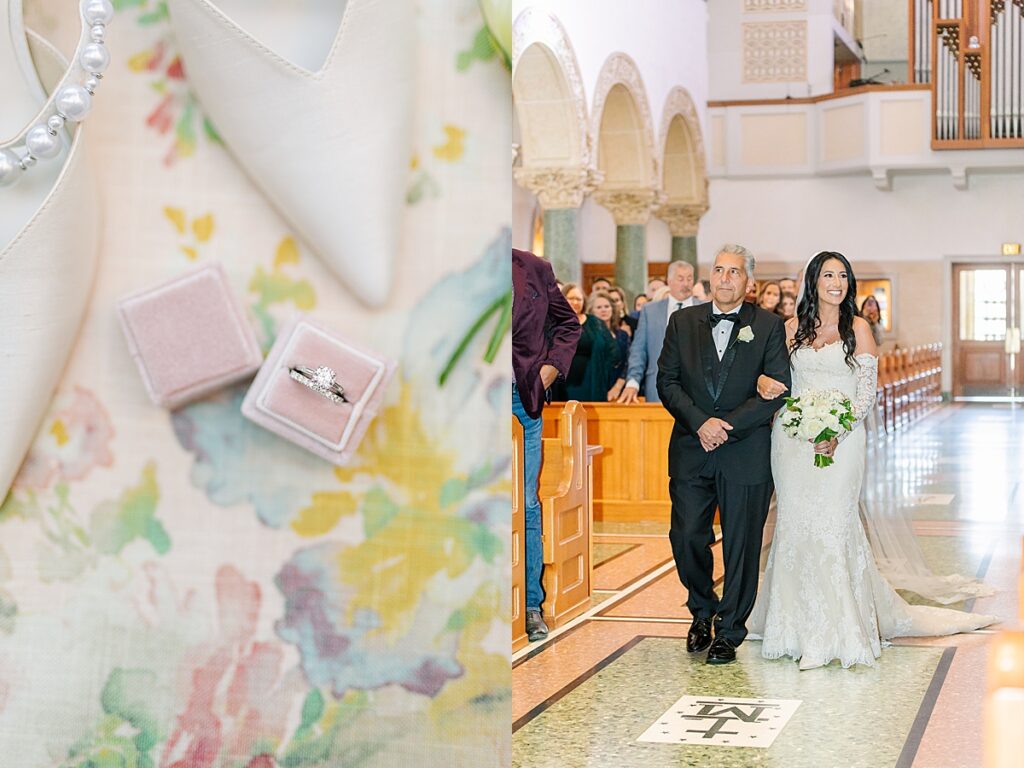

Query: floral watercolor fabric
<box><xmin>0</xmin><ymin>1</ymin><xmax>510</xmax><ymax>766</ymax></box>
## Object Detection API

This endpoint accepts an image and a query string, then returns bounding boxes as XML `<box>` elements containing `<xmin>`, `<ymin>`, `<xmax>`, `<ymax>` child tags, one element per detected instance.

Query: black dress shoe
<box><xmin>705</xmin><ymin>635</ymin><xmax>737</xmax><ymax>665</ymax></box>
<box><xmin>686</xmin><ymin>617</ymin><xmax>713</xmax><ymax>653</ymax></box>
<box><xmin>525</xmin><ymin>609</ymin><xmax>549</xmax><ymax>642</ymax></box>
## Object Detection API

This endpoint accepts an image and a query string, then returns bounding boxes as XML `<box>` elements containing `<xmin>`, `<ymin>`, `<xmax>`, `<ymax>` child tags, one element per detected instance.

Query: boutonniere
<box><xmin>738</xmin><ymin>326</ymin><xmax>755</xmax><ymax>343</ymax></box>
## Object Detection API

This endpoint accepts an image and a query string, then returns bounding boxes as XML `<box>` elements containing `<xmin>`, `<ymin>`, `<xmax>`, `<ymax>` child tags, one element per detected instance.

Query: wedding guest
<box><xmin>603</xmin><ymin>290</ymin><xmax>632</xmax><ymax>395</ymax></box>
<box><xmin>512</xmin><ymin>249</ymin><xmax>581</xmax><ymax>643</ymax></box>
<box><xmin>692</xmin><ymin>278</ymin><xmax>711</xmax><ymax>303</ymax></box>
<box><xmin>618</xmin><ymin>260</ymin><xmax>697</xmax><ymax>404</ymax></box>
<box><xmin>561</xmin><ymin>283</ymin><xmax>586</xmax><ymax>325</ymax></box>
<box><xmin>653</xmin><ymin>285</ymin><xmax>672</xmax><ymax>302</ymax></box>
<box><xmin>608</xmin><ymin>285</ymin><xmax>636</xmax><ymax>336</ymax></box>
<box><xmin>590</xmin><ymin>276</ymin><xmax>612</xmax><ymax>295</ymax></box>
<box><xmin>776</xmin><ymin>292</ymin><xmax>796</xmax><ymax>320</ymax></box>
<box><xmin>744</xmin><ymin>279</ymin><xmax>758</xmax><ymax>304</ymax></box>
<box><xmin>633</xmin><ymin>294</ymin><xmax>649</xmax><ymax>314</ymax></box>
<box><xmin>778</xmin><ymin>277</ymin><xmax>797</xmax><ymax>297</ymax></box>
<box><xmin>558</xmin><ymin>290</ymin><xmax>624</xmax><ymax>402</ymax></box>
<box><xmin>646</xmin><ymin>277</ymin><xmax>666</xmax><ymax>299</ymax></box>
<box><xmin>859</xmin><ymin>295</ymin><xmax>885</xmax><ymax>345</ymax></box>
<box><xmin>757</xmin><ymin>281</ymin><xmax>782</xmax><ymax>313</ymax></box>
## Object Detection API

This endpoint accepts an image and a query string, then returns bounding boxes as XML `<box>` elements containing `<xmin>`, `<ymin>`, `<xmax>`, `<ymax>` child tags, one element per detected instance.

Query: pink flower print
<box><xmin>161</xmin><ymin>566</ymin><xmax>304</xmax><ymax>766</ymax></box>
<box><xmin>14</xmin><ymin>386</ymin><xmax>114</xmax><ymax>491</ymax></box>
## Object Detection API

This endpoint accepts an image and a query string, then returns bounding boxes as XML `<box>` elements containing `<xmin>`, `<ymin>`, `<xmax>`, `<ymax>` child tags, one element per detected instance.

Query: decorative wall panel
<box><xmin>744</xmin><ymin>0</ymin><xmax>806</xmax><ymax>10</ymax></box>
<box><xmin>743</xmin><ymin>21</ymin><xmax>808</xmax><ymax>82</ymax></box>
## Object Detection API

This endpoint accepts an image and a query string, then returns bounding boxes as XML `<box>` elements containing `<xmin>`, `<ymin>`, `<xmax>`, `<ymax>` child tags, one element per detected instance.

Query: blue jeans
<box><xmin>512</xmin><ymin>384</ymin><xmax>544</xmax><ymax>612</ymax></box>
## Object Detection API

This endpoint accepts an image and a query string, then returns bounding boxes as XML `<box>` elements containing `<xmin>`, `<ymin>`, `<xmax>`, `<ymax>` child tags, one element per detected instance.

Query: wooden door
<box><xmin>952</xmin><ymin>262</ymin><xmax>1024</xmax><ymax>399</ymax></box>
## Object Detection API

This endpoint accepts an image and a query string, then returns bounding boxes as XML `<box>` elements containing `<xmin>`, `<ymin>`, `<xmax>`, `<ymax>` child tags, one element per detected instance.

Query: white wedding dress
<box><xmin>748</xmin><ymin>342</ymin><xmax>996</xmax><ymax>669</ymax></box>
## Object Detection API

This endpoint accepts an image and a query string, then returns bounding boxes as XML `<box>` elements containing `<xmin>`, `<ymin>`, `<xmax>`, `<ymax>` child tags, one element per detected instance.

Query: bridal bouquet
<box><xmin>780</xmin><ymin>389</ymin><xmax>856</xmax><ymax>468</ymax></box>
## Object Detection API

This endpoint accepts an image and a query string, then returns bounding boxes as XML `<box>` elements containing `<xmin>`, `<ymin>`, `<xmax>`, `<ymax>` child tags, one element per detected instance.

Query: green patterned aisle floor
<box><xmin>513</xmin><ymin>636</ymin><xmax>944</xmax><ymax>768</ymax></box>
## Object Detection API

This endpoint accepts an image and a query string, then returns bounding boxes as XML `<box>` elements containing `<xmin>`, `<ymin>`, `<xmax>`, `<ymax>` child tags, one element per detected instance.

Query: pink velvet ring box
<box><xmin>241</xmin><ymin>315</ymin><xmax>396</xmax><ymax>465</ymax></box>
<box><xmin>117</xmin><ymin>263</ymin><xmax>264</xmax><ymax>409</ymax></box>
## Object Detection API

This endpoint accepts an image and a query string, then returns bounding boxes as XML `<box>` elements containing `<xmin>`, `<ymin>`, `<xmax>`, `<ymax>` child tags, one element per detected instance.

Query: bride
<box><xmin>748</xmin><ymin>251</ymin><xmax>996</xmax><ymax>670</ymax></box>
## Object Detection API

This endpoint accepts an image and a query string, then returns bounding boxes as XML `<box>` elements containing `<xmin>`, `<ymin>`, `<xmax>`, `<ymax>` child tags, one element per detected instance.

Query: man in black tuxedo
<box><xmin>656</xmin><ymin>245</ymin><xmax>791</xmax><ymax>664</ymax></box>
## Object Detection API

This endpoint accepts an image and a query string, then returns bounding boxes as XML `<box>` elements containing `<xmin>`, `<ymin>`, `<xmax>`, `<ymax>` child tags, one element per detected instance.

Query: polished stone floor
<box><xmin>512</xmin><ymin>404</ymin><xmax>1023</xmax><ymax>768</ymax></box>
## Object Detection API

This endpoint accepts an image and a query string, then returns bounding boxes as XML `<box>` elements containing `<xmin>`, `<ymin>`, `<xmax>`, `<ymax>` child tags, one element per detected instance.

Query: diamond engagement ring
<box><xmin>289</xmin><ymin>365</ymin><xmax>349</xmax><ymax>404</ymax></box>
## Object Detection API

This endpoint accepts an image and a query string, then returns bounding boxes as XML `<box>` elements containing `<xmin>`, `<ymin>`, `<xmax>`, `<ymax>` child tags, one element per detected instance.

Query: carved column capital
<box><xmin>592</xmin><ymin>188</ymin><xmax>666</xmax><ymax>226</ymax></box>
<box><xmin>513</xmin><ymin>165</ymin><xmax>600</xmax><ymax>209</ymax></box>
<box><xmin>656</xmin><ymin>203</ymin><xmax>708</xmax><ymax>237</ymax></box>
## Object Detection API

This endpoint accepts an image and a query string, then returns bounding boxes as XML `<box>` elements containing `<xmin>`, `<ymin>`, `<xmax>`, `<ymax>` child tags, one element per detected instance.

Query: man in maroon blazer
<box><xmin>512</xmin><ymin>248</ymin><xmax>580</xmax><ymax>640</ymax></box>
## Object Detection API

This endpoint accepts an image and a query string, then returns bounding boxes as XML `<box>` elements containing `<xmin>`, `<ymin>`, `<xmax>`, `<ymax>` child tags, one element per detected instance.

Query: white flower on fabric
<box><xmin>738</xmin><ymin>326</ymin><xmax>754</xmax><ymax>343</ymax></box>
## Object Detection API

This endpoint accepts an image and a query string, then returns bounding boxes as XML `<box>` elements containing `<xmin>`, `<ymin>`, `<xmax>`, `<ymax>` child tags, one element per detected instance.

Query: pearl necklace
<box><xmin>0</xmin><ymin>0</ymin><xmax>113</xmax><ymax>187</ymax></box>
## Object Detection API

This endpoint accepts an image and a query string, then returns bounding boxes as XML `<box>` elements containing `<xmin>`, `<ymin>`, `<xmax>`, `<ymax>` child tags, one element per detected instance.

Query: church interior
<box><xmin>511</xmin><ymin>1</ymin><xmax>1024</xmax><ymax>765</ymax></box>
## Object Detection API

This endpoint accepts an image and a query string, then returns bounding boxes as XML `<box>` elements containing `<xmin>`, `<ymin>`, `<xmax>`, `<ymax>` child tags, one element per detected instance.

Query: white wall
<box><xmin>860</xmin><ymin>0</ymin><xmax>909</xmax><ymax>82</ymax></box>
<box><xmin>513</xmin><ymin>182</ymin><xmax>537</xmax><ymax>252</ymax></box>
<box><xmin>698</xmin><ymin>172</ymin><xmax>1024</xmax><ymax>360</ymax></box>
<box><xmin>699</xmin><ymin>173</ymin><xmax>1024</xmax><ymax>265</ymax></box>
<box><xmin>708</xmin><ymin>0</ymin><xmax>838</xmax><ymax>100</ymax></box>
<box><xmin>512</xmin><ymin>0</ymin><xmax>709</xmax><ymax>264</ymax></box>
<box><xmin>515</xmin><ymin>0</ymin><xmax>710</xmax><ymax>138</ymax></box>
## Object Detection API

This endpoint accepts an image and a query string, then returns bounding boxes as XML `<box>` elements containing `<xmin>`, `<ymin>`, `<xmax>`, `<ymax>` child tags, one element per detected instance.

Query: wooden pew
<box><xmin>511</xmin><ymin>417</ymin><xmax>527</xmax><ymax>651</ymax></box>
<box><xmin>539</xmin><ymin>401</ymin><xmax>592</xmax><ymax>627</ymax></box>
<box><xmin>875</xmin><ymin>344</ymin><xmax>944</xmax><ymax>431</ymax></box>
<box><xmin>544</xmin><ymin>402</ymin><xmax>674</xmax><ymax>523</ymax></box>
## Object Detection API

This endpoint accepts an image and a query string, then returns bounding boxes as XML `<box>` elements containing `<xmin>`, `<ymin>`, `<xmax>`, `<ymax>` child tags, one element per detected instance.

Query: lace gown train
<box><xmin>747</xmin><ymin>343</ymin><xmax>996</xmax><ymax>669</ymax></box>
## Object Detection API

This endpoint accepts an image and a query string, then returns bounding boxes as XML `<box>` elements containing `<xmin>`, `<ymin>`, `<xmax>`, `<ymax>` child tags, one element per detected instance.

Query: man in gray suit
<box><xmin>618</xmin><ymin>261</ymin><xmax>700</xmax><ymax>404</ymax></box>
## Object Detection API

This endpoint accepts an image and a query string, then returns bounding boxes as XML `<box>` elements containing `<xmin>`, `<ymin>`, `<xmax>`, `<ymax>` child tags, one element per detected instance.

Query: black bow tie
<box><xmin>709</xmin><ymin>312</ymin><xmax>737</xmax><ymax>327</ymax></box>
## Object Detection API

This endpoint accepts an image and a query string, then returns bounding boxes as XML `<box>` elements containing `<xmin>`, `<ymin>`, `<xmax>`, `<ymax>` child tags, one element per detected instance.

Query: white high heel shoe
<box><xmin>0</xmin><ymin>0</ymin><xmax>110</xmax><ymax>500</ymax></box>
<box><xmin>164</xmin><ymin>0</ymin><xmax>414</xmax><ymax>307</ymax></box>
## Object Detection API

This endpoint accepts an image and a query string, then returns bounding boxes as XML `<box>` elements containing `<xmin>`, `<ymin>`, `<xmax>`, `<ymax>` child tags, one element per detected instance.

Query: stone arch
<box><xmin>659</xmin><ymin>87</ymin><xmax>708</xmax><ymax>208</ymax></box>
<box><xmin>512</xmin><ymin>9</ymin><xmax>589</xmax><ymax>169</ymax></box>
<box><xmin>590</xmin><ymin>53</ymin><xmax>658</xmax><ymax>192</ymax></box>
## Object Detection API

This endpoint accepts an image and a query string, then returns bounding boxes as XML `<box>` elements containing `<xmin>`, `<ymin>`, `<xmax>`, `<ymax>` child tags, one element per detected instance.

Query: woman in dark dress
<box><xmin>562</xmin><ymin>290</ymin><xmax>624</xmax><ymax>402</ymax></box>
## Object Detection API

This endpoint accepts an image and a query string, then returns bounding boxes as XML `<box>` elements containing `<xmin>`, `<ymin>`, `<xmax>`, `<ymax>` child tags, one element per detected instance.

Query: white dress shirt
<box><xmin>666</xmin><ymin>295</ymin><xmax>697</xmax><ymax>326</ymax></box>
<box><xmin>710</xmin><ymin>302</ymin><xmax>740</xmax><ymax>360</ymax></box>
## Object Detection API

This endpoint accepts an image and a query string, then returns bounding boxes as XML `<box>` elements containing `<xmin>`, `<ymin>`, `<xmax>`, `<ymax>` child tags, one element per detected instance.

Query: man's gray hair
<box><xmin>667</xmin><ymin>260</ymin><xmax>695</xmax><ymax>280</ymax></box>
<box><xmin>716</xmin><ymin>244</ymin><xmax>755</xmax><ymax>280</ymax></box>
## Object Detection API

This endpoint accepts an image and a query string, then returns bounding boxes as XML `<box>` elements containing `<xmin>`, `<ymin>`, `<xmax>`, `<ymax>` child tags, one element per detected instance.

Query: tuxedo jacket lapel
<box><xmin>714</xmin><ymin>303</ymin><xmax>752</xmax><ymax>402</ymax></box>
<box><xmin>697</xmin><ymin>307</ymin><xmax>717</xmax><ymax>401</ymax></box>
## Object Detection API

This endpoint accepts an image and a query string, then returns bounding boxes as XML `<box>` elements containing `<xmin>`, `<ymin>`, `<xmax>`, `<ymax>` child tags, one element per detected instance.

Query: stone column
<box><xmin>513</xmin><ymin>166</ymin><xmax>597</xmax><ymax>285</ymax></box>
<box><xmin>592</xmin><ymin>189</ymin><xmax>663</xmax><ymax>303</ymax></box>
<box><xmin>657</xmin><ymin>204</ymin><xmax>707</xmax><ymax>276</ymax></box>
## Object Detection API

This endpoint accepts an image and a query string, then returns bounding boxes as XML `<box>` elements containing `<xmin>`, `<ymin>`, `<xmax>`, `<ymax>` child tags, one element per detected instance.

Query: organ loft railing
<box><xmin>909</xmin><ymin>0</ymin><xmax>1024</xmax><ymax>147</ymax></box>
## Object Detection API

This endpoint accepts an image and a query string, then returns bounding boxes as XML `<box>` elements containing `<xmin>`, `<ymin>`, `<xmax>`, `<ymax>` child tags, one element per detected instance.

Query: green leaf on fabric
<box><xmin>363</xmin><ymin>488</ymin><xmax>399</xmax><ymax>538</ymax></box>
<box><xmin>439</xmin><ymin>477</ymin><xmax>468</xmax><ymax>509</ymax></box>
<box><xmin>100</xmin><ymin>668</ymin><xmax>161</xmax><ymax>758</ymax></box>
<box><xmin>89</xmin><ymin>463</ymin><xmax>170</xmax><ymax>556</ymax></box>
<box><xmin>456</xmin><ymin>521</ymin><xmax>502</xmax><ymax>564</ymax></box>
<box><xmin>297</xmin><ymin>688</ymin><xmax>325</xmax><ymax>735</ymax></box>
<box><xmin>456</xmin><ymin>26</ymin><xmax>498</xmax><ymax>71</ymax></box>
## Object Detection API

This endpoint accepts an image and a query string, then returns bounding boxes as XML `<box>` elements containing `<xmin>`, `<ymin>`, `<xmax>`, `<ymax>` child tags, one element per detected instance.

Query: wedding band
<box><xmin>289</xmin><ymin>365</ymin><xmax>349</xmax><ymax>404</ymax></box>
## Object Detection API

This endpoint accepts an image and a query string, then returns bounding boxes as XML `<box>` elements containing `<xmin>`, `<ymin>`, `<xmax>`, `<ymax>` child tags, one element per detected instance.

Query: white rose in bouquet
<box><xmin>780</xmin><ymin>389</ymin><xmax>857</xmax><ymax>467</ymax></box>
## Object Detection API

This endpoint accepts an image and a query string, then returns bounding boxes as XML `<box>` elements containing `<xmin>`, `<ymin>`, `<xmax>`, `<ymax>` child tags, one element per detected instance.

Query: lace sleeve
<box><xmin>839</xmin><ymin>354</ymin><xmax>878</xmax><ymax>441</ymax></box>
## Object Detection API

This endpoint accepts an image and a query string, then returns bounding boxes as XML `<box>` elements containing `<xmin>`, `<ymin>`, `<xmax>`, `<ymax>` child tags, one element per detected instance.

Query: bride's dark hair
<box><xmin>793</xmin><ymin>250</ymin><xmax>859</xmax><ymax>368</ymax></box>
